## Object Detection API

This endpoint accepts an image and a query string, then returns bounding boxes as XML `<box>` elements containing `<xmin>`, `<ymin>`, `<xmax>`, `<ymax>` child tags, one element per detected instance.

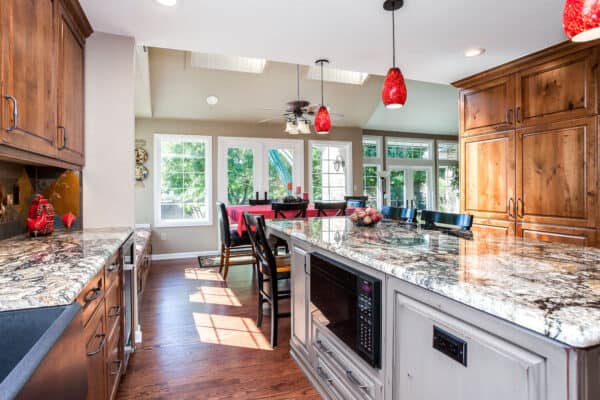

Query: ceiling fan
<box><xmin>258</xmin><ymin>64</ymin><xmax>343</xmax><ymax>134</ymax></box>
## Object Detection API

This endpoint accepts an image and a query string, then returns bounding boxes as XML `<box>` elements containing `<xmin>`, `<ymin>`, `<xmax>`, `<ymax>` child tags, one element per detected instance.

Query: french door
<box><xmin>218</xmin><ymin>137</ymin><xmax>304</xmax><ymax>205</ymax></box>
<box><xmin>388</xmin><ymin>167</ymin><xmax>433</xmax><ymax>209</ymax></box>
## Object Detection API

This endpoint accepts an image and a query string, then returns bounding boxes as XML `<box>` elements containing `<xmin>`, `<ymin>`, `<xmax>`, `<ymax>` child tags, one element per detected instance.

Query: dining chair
<box><xmin>381</xmin><ymin>206</ymin><xmax>416</xmax><ymax>223</ymax></box>
<box><xmin>244</xmin><ymin>212</ymin><xmax>291</xmax><ymax>348</ymax></box>
<box><xmin>420</xmin><ymin>210</ymin><xmax>474</xmax><ymax>231</ymax></box>
<box><xmin>344</xmin><ymin>195</ymin><xmax>368</xmax><ymax>208</ymax></box>
<box><xmin>271</xmin><ymin>201</ymin><xmax>309</xmax><ymax>219</ymax></box>
<box><xmin>249</xmin><ymin>199</ymin><xmax>272</xmax><ymax>205</ymax></box>
<box><xmin>216</xmin><ymin>202</ymin><xmax>256</xmax><ymax>281</ymax></box>
<box><xmin>314</xmin><ymin>201</ymin><xmax>347</xmax><ymax>217</ymax></box>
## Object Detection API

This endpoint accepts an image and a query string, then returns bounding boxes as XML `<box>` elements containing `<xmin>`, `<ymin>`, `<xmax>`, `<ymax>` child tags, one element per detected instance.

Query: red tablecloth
<box><xmin>227</xmin><ymin>204</ymin><xmax>353</xmax><ymax>236</ymax></box>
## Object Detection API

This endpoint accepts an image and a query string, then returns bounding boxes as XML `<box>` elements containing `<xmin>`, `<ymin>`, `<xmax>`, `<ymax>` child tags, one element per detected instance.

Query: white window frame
<box><xmin>153</xmin><ymin>134</ymin><xmax>213</xmax><ymax>228</ymax></box>
<box><xmin>309</xmin><ymin>140</ymin><xmax>353</xmax><ymax>202</ymax></box>
<box><xmin>362</xmin><ymin>135</ymin><xmax>383</xmax><ymax>208</ymax></box>
<box><xmin>387</xmin><ymin>166</ymin><xmax>434</xmax><ymax>209</ymax></box>
<box><xmin>217</xmin><ymin>137</ymin><xmax>304</xmax><ymax>205</ymax></box>
<box><xmin>362</xmin><ymin>163</ymin><xmax>380</xmax><ymax>208</ymax></box>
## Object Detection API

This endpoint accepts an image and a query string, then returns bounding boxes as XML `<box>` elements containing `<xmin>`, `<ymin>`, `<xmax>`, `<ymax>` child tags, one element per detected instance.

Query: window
<box><xmin>362</xmin><ymin>136</ymin><xmax>383</xmax><ymax>208</ymax></box>
<box><xmin>218</xmin><ymin>137</ymin><xmax>304</xmax><ymax>205</ymax></box>
<box><xmin>310</xmin><ymin>141</ymin><xmax>353</xmax><ymax>201</ymax></box>
<box><xmin>387</xmin><ymin>140</ymin><xmax>431</xmax><ymax>160</ymax></box>
<box><xmin>363</xmin><ymin>165</ymin><xmax>379</xmax><ymax>208</ymax></box>
<box><xmin>437</xmin><ymin>141</ymin><xmax>459</xmax><ymax>212</ymax></box>
<box><xmin>154</xmin><ymin>134</ymin><xmax>212</xmax><ymax>227</ymax></box>
<box><xmin>438</xmin><ymin>142</ymin><xmax>458</xmax><ymax>161</ymax></box>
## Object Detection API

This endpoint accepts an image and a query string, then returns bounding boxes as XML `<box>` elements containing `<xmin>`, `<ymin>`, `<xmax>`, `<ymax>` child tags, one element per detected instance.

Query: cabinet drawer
<box><xmin>106</xmin><ymin>324</ymin><xmax>122</xmax><ymax>400</ymax></box>
<box><xmin>314</xmin><ymin>354</ymin><xmax>358</xmax><ymax>400</ymax></box>
<box><xmin>105</xmin><ymin>283</ymin><xmax>122</xmax><ymax>342</ymax></box>
<box><xmin>393</xmin><ymin>294</ymin><xmax>547</xmax><ymax>400</ymax></box>
<box><xmin>84</xmin><ymin>301</ymin><xmax>107</xmax><ymax>400</ymax></box>
<box><xmin>105</xmin><ymin>254</ymin><xmax>121</xmax><ymax>292</ymax></box>
<box><xmin>78</xmin><ymin>269</ymin><xmax>105</xmax><ymax>327</ymax></box>
<box><xmin>517</xmin><ymin>223</ymin><xmax>596</xmax><ymax>246</ymax></box>
<box><xmin>312</xmin><ymin>322</ymin><xmax>381</xmax><ymax>400</ymax></box>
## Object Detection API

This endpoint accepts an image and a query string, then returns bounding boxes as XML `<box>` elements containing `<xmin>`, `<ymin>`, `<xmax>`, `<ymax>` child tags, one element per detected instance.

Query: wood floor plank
<box><xmin>117</xmin><ymin>259</ymin><xmax>320</xmax><ymax>400</ymax></box>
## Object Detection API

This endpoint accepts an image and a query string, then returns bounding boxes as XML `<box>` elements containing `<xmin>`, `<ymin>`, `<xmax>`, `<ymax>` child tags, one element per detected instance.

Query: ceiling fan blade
<box><xmin>258</xmin><ymin>117</ymin><xmax>284</xmax><ymax>124</ymax></box>
<box><xmin>330</xmin><ymin>112</ymin><xmax>344</xmax><ymax>119</ymax></box>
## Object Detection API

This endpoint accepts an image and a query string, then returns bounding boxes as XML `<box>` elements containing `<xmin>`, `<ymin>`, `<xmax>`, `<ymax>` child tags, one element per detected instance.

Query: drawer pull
<box><xmin>84</xmin><ymin>287</ymin><xmax>101</xmax><ymax>304</ymax></box>
<box><xmin>4</xmin><ymin>95</ymin><xmax>18</xmax><ymax>132</ymax></box>
<box><xmin>58</xmin><ymin>126</ymin><xmax>67</xmax><ymax>150</ymax></box>
<box><xmin>108</xmin><ymin>305</ymin><xmax>121</xmax><ymax>318</ymax></box>
<box><xmin>346</xmin><ymin>370</ymin><xmax>368</xmax><ymax>391</ymax></box>
<box><xmin>315</xmin><ymin>339</ymin><xmax>330</xmax><ymax>353</ymax></box>
<box><xmin>87</xmin><ymin>333</ymin><xmax>106</xmax><ymax>356</ymax></box>
<box><xmin>110</xmin><ymin>360</ymin><xmax>122</xmax><ymax>376</ymax></box>
<box><xmin>316</xmin><ymin>366</ymin><xmax>332</xmax><ymax>383</ymax></box>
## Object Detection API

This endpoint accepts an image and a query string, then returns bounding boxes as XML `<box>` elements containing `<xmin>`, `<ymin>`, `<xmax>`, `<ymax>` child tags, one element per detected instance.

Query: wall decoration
<box><xmin>27</xmin><ymin>195</ymin><xmax>55</xmax><ymax>237</ymax></box>
<box><xmin>135</xmin><ymin>139</ymin><xmax>149</xmax><ymax>184</ymax></box>
<box><xmin>135</xmin><ymin>165</ymin><xmax>149</xmax><ymax>182</ymax></box>
<box><xmin>62</xmin><ymin>212</ymin><xmax>76</xmax><ymax>233</ymax></box>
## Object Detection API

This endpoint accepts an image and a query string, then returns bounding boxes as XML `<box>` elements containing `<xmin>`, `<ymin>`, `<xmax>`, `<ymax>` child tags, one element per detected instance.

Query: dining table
<box><xmin>227</xmin><ymin>203</ymin><xmax>355</xmax><ymax>236</ymax></box>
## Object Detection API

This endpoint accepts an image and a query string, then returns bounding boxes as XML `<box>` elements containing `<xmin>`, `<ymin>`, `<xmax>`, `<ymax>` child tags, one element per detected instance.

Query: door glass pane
<box><xmin>412</xmin><ymin>169</ymin><xmax>429</xmax><ymax>209</ymax></box>
<box><xmin>268</xmin><ymin>148</ymin><xmax>293</xmax><ymax>200</ymax></box>
<box><xmin>227</xmin><ymin>148</ymin><xmax>254</xmax><ymax>205</ymax></box>
<box><xmin>438</xmin><ymin>165</ymin><xmax>459</xmax><ymax>212</ymax></box>
<box><xmin>363</xmin><ymin>165</ymin><xmax>378</xmax><ymax>208</ymax></box>
<box><xmin>312</xmin><ymin>145</ymin><xmax>347</xmax><ymax>201</ymax></box>
<box><xmin>390</xmin><ymin>170</ymin><xmax>405</xmax><ymax>207</ymax></box>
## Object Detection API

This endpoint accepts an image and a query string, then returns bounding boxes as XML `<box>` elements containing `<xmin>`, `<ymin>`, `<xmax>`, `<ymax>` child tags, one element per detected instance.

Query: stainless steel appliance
<box><xmin>121</xmin><ymin>234</ymin><xmax>135</xmax><ymax>370</ymax></box>
<box><xmin>310</xmin><ymin>253</ymin><xmax>382</xmax><ymax>368</ymax></box>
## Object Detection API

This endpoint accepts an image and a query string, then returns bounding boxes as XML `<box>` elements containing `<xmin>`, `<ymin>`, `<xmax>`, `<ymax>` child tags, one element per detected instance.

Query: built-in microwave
<box><xmin>310</xmin><ymin>253</ymin><xmax>382</xmax><ymax>369</ymax></box>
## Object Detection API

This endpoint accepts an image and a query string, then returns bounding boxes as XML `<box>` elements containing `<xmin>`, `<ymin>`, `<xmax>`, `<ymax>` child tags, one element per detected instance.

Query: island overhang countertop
<box><xmin>266</xmin><ymin>217</ymin><xmax>600</xmax><ymax>349</ymax></box>
<box><xmin>0</xmin><ymin>227</ymin><xmax>133</xmax><ymax>312</ymax></box>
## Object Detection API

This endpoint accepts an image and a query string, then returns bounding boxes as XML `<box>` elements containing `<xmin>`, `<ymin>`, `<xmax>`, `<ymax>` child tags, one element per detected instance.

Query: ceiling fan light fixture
<box><xmin>285</xmin><ymin>120</ymin><xmax>300</xmax><ymax>135</ymax></box>
<box><xmin>382</xmin><ymin>0</ymin><xmax>407</xmax><ymax>109</ymax></box>
<box><xmin>298</xmin><ymin>119</ymin><xmax>312</xmax><ymax>135</ymax></box>
<box><xmin>563</xmin><ymin>0</ymin><xmax>600</xmax><ymax>42</ymax></box>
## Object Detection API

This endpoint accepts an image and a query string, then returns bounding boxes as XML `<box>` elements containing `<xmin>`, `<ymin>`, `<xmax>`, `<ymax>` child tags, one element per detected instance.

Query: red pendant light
<box><xmin>314</xmin><ymin>59</ymin><xmax>331</xmax><ymax>134</ymax></box>
<box><xmin>564</xmin><ymin>0</ymin><xmax>600</xmax><ymax>42</ymax></box>
<box><xmin>382</xmin><ymin>0</ymin><xmax>407</xmax><ymax>109</ymax></box>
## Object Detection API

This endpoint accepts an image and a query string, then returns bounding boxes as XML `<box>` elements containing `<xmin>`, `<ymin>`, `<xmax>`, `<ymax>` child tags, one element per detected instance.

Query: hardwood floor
<box><xmin>117</xmin><ymin>259</ymin><xmax>320</xmax><ymax>400</ymax></box>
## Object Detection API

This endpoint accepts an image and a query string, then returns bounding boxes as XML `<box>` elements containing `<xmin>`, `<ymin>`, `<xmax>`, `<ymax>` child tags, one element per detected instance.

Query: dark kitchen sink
<box><xmin>0</xmin><ymin>303</ymin><xmax>87</xmax><ymax>400</ymax></box>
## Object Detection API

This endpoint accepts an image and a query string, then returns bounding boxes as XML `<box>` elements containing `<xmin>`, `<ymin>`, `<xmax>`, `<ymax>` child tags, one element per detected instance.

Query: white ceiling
<box><xmin>81</xmin><ymin>0</ymin><xmax>567</xmax><ymax>84</ymax></box>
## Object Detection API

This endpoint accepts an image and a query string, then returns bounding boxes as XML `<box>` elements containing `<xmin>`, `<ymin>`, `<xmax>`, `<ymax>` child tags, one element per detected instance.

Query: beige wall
<box><xmin>135</xmin><ymin>118</ymin><xmax>363</xmax><ymax>255</ymax></box>
<box><xmin>84</xmin><ymin>33</ymin><xmax>136</xmax><ymax>229</ymax></box>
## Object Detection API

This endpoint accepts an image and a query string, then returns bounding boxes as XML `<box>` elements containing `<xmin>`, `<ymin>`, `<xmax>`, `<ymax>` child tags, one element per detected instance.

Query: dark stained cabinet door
<box><xmin>85</xmin><ymin>302</ymin><xmax>107</xmax><ymax>400</ymax></box>
<box><xmin>516</xmin><ymin>118</ymin><xmax>597</xmax><ymax>228</ymax></box>
<box><xmin>460</xmin><ymin>131</ymin><xmax>516</xmax><ymax>221</ymax></box>
<box><xmin>56</xmin><ymin>1</ymin><xmax>85</xmax><ymax>166</ymax></box>
<box><xmin>1</xmin><ymin>0</ymin><xmax>58</xmax><ymax>156</ymax></box>
<box><xmin>460</xmin><ymin>76</ymin><xmax>515</xmax><ymax>137</ymax></box>
<box><xmin>516</xmin><ymin>50</ymin><xmax>597</xmax><ymax>128</ymax></box>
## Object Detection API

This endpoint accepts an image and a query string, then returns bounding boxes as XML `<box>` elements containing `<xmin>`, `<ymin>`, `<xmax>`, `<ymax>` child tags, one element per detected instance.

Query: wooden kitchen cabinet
<box><xmin>517</xmin><ymin>223</ymin><xmax>597</xmax><ymax>246</ymax></box>
<box><xmin>84</xmin><ymin>301</ymin><xmax>107</xmax><ymax>400</ymax></box>
<box><xmin>460</xmin><ymin>76</ymin><xmax>515</xmax><ymax>137</ymax></box>
<box><xmin>0</xmin><ymin>0</ymin><xmax>90</xmax><ymax>167</ymax></box>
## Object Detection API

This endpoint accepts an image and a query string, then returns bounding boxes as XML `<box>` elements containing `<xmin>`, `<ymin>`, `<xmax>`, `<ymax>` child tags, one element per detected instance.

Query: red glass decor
<box><xmin>62</xmin><ymin>212</ymin><xmax>76</xmax><ymax>232</ymax></box>
<box><xmin>314</xmin><ymin>105</ymin><xmax>331</xmax><ymax>134</ymax></box>
<box><xmin>382</xmin><ymin>67</ymin><xmax>407</xmax><ymax>109</ymax></box>
<box><xmin>564</xmin><ymin>0</ymin><xmax>600</xmax><ymax>42</ymax></box>
<box><xmin>27</xmin><ymin>195</ymin><xmax>55</xmax><ymax>237</ymax></box>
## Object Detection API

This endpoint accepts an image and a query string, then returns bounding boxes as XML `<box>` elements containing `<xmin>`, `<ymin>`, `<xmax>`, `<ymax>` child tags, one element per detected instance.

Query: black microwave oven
<box><xmin>310</xmin><ymin>253</ymin><xmax>382</xmax><ymax>369</ymax></box>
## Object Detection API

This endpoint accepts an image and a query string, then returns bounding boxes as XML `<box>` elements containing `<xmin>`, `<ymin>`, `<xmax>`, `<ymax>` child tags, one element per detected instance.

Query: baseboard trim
<box><xmin>152</xmin><ymin>250</ymin><xmax>219</xmax><ymax>261</ymax></box>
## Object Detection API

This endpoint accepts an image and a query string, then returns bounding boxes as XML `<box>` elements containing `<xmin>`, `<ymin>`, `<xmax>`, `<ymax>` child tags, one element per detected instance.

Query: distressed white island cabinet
<box><xmin>267</xmin><ymin>217</ymin><xmax>600</xmax><ymax>400</ymax></box>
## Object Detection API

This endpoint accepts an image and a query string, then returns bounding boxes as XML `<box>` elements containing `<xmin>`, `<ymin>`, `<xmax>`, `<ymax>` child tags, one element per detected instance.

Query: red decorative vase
<box><xmin>564</xmin><ymin>0</ymin><xmax>600</xmax><ymax>42</ymax></box>
<box><xmin>314</xmin><ymin>105</ymin><xmax>331</xmax><ymax>134</ymax></box>
<box><xmin>27</xmin><ymin>195</ymin><xmax>55</xmax><ymax>236</ymax></box>
<box><xmin>62</xmin><ymin>212</ymin><xmax>76</xmax><ymax>232</ymax></box>
<box><xmin>382</xmin><ymin>67</ymin><xmax>407</xmax><ymax>109</ymax></box>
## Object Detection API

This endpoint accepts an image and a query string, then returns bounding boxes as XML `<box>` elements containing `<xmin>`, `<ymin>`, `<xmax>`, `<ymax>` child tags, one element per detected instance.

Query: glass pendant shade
<box><xmin>382</xmin><ymin>67</ymin><xmax>407</xmax><ymax>109</ymax></box>
<box><xmin>314</xmin><ymin>106</ymin><xmax>331</xmax><ymax>134</ymax></box>
<box><xmin>285</xmin><ymin>120</ymin><xmax>300</xmax><ymax>135</ymax></box>
<box><xmin>564</xmin><ymin>0</ymin><xmax>600</xmax><ymax>42</ymax></box>
<box><xmin>298</xmin><ymin>119</ymin><xmax>312</xmax><ymax>134</ymax></box>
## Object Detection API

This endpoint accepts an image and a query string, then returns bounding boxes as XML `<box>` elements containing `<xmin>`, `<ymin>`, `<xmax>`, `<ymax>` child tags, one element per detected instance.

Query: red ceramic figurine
<box><xmin>27</xmin><ymin>195</ymin><xmax>55</xmax><ymax>237</ymax></box>
<box><xmin>62</xmin><ymin>212</ymin><xmax>76</xmax><ymax>232</ymax></box>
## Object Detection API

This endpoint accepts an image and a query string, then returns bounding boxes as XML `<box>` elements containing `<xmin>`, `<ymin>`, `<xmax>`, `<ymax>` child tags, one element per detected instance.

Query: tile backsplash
<box><xmin>0</xmin><ymin>160</ymin><xmax>82</xmax><ymax>240</ymax></box>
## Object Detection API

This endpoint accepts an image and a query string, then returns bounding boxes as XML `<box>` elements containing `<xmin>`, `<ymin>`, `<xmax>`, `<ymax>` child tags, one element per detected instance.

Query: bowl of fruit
<box><xmin>350</xmin><ymin>207</ymin><xmax>383</xmax><ymax>227</ymax></box>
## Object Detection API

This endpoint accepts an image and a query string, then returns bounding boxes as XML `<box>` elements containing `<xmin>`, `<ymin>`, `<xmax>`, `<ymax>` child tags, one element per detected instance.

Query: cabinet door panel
<box><xmin>461</xmin><ymin>132</ymin><xmax>515</xmax><ymax>221</ymax></box>
<box><xmin>57</xmin><ymin>3</ymin><xmax>85</xmax><ymax>165</ymax></box>
<box><xmin>84</xmin><ymin>302</ymin><xmax>107</xmax><ymax>400</ymax></box>
<box><xmin>471</xmin><ymin>219</ymin><xmax>515</xmax><ymax>238</ymax></box>
<box><xmin>517</xmin><ymin>50</ymin><xmax>596</xmax><ymax>127</ymax></box>
<box><xmin>460</xmin><ymin>77</ymin><xmax>515</xmax><ymax>136</ymax></box>
<box><xmin>291</xmin><ymin>246</ymin><xmax>308</xmax><ymax>354</ymax></box>
<box><xmin>516</xmin><ymin>118</ymin><xmax>596</xmax><ymax>227</ymax></box>
<box><xmin>517</xmin><ymin>223</ymin><xmax>596</xmax><ymax>247</ymax></box>
<box><xmin>1</xmin><ymin>0</ymin><xmax>57</xmax><ymax>156</ymax></box>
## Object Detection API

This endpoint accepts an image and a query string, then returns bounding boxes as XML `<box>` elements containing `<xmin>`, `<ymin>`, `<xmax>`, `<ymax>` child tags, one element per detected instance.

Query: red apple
<box><xmin>357</xmin><ymin>211</ymin><xmax>366</xmax><ymax>219</ymax></box>
<box><xmin>365</xmin><ymin>208</ymin><xmax>376</xmax><ymax>216</ymax></box>
<box><xmin>351</xmin><ymin>213</ymin><xmax>359</xmax><ymax>222</ymax></box>
<box><xmin>363</xmin><ymin>215</ymin><xmax>373</xmax><ymax>225</ymax></box>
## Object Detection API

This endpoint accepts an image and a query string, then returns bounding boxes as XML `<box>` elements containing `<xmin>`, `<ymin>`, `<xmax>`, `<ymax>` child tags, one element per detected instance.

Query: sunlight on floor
<box><xmin>192</xmin><ymin>312</ymin><xmax>272</xmax><ymax>351</ymax></box>
<box><xmin>189</xmin><ymin>286</ymin><xmax>242</xmax><ymax>306</ymax></box>
<box><xmin>184</xmin><ymin>267</ymin><xmax>222</xmax><ymax>281</ymax></box>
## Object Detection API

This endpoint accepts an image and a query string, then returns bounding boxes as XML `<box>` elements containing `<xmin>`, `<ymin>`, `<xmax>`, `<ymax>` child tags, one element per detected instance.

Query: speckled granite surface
<box><xmin>0</xmin><ymin>228</ymin><xmax>133</xmax><ymax>312</ymax></box>
<box><xmin>134</xmin><ymin>228</ymin><xmax>151</xmax><ymax>265</ymax></box>
<box><xmin>266</xmin><ymin>217</ymin><xmax>600</xmax><ymax>349</ymax></box>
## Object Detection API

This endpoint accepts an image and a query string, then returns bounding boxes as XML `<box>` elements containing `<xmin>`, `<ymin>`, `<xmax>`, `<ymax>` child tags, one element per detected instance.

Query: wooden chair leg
<box><xmin>222</xmin><ymin>247</ymin><xmax>231</xmax><ymax>281</ymax></box>
<box><xmin>218</xmin><ymin>243</ymin><xmax>225</xmax><ymax>274</ymax></box>
<box><xmin>256</xmin><ymin>273</ymin><xmax>264</xmax><ymax>327</ymax></box>
<box><xmin>271</xmin><ymin>299</ymin><xmax>278</xmax><ymax>348</ymax></box>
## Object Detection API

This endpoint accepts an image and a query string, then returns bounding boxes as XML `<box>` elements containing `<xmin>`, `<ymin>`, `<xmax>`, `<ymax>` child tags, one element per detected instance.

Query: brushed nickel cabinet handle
<box><xmin>87</xmin><ymin>333</ymin><xmax>106</xmax><ymax>356</ymax></box>
<box><xmin>517</xmin><ymin>198</ymin><xmax>524</xmax><ymax>218</ymax></box>
<box><xmin>516</xmin><ymin>107</ymin><xmax>522</xmax><ymax>123</ymax></box>
<box><xmin>508</xmin><ymin>198</ymin><xmax>514</xmax><ymax>218</ymax></box>
<box><xmin>345</xmin><ymin>370</ymin><xmax>368</xmax><ymax>391</ymax></box>
<box><xmin>506</xmin><ymin>109</ymin><xmax>513</xmax><ymax>124</ymax></box>
<box><xmin>4</xmin><ymin>95</ymin><xmax>18</xmax><ymax>132</ymax></box>
<box><xmin>58</xmin><ymin>126</ymin><xmax>67</xmax><ymax>150</ymax></box>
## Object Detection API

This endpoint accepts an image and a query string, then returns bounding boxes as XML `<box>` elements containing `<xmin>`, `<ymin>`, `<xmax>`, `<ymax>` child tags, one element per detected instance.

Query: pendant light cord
<box><xmin>297</xmin><ymin>64</ymin><xmax>300</xmax><ymax>101</ymax></box>
<box><xmin>392</xmin><ymin>8</ymin><xmax>396</xmax><ymax>68</ymax></box>
<box><xmin>320</xmin><ymin>61</ymin><xmax>324</xmax><ymax>105</ymax></box>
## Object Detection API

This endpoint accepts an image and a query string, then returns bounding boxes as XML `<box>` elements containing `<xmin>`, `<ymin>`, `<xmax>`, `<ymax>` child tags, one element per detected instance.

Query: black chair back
<box><xmin>249</xmin><ymin>199</ymin><xmax>272</xmax><ymax>205</ymax></box>
<box><xmin>216</xmin><ymin>202</ymin><xmax>232</xmax><ymax>247</ymax></box>
<box><xmin>314</xmin><ymin>201</ymin><xmax>347</xmax><ymax>217</ymax></box>
<box><xmin>243</xmin><ymin>213</ymin><xmax>277</xmax><ymax>278</ymax></box>
<box><xmin>420</xmin><ymin>210</ymin><xmax>473</xmax><ymax>231</ymax></box>
<box><xmin>381</xmin><ymin>206</ymin><xmax>416</xmax><ymax>223</ymax></box>
<box><xmin>271</xmin><ymin>201</ymin><xmax>309</xmax><ymax>219</ymax></box>
<box><xmin>344</xmin><ymin>196</ymin><xmax>368</xmax><ymax>208</ymax></box>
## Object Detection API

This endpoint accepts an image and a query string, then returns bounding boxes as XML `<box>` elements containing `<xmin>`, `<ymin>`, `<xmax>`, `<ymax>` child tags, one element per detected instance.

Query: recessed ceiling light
<box><xmin>206</xmin><ymin>95</ymin><xmax>219</xmax><ymax>106</ymax></box>
<box><xmin>464</xmin><ymin>48</ymin><xmax>486</xmax><ymax>57</ymax></box>
<box><xmin>155</xmin><ymin>0</ymin><xmax>177</xmax><ymax>6</ymax></box>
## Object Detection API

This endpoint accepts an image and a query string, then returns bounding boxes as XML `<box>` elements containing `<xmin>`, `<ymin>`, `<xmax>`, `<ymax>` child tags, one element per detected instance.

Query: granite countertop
<box><xmin>266</xmin><ymin>217</ymin><xmax>600</xmax><ymax>349</ymax></box>
<box><xmin>134</xmin><ymin>228</ymin><xmax>151</xmax><ymax>264</ymax></box>
<box><xmin>0</xmin><ymin>228</ymin><xmax>133</xmax><ymax>312</ymax></box>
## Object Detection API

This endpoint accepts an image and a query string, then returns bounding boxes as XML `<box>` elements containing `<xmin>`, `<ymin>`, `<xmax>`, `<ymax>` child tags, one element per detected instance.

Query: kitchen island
<box><xmin>266</xmin><ymin>217</ymin><xmax>600</xmax><ymax>400</ymax></box>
